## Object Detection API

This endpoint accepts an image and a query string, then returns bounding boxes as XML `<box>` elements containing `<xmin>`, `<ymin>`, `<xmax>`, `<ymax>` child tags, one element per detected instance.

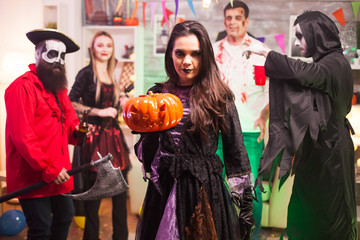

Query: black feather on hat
<box><xmin>26</xmin><ymin>28</ymin><xmax>80</xmax><ymax>53</ymax></box>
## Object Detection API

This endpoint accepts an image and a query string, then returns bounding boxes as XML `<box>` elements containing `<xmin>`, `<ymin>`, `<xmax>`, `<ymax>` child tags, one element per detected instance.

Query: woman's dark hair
<box><xmin>164</xmin><ymin>20</ymin><xmax>234</xmax><ymax>137</ymax></box>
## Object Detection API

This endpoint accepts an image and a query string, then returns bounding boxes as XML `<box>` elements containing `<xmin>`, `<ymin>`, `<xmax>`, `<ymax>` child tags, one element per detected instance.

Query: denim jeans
<box><xmin>19</xmin><ymin>194</ymin><xmax>74</xmax><ymax>240</ymax></box>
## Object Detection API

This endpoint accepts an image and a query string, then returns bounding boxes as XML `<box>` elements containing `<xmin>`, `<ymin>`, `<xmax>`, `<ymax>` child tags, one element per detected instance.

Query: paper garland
<box><xmin>256</xmin><ymin>37</ymin><xmax>265</xmax><ymax>43</ymax></box>
<box><xmin>187</xmin><ymin>0</ymin><xmax>197</xmax><ymax>18</ymax></box>
<box><xmin>150</xmin><ymin>2</ymin><xmax>158</xmax><ymax>28</ymax></box>
<box><xmin>162</xmin><ymin>0</ymin><xmax>169</xmax><ymax>27</ymax></box>
<box><xmin>333</xmin><ymin>8</ymin><xmax>346</xmax><ymax>26</ymax></box>
<box><xmin>143</xmin><ymin>2</ymin><xmax>147</xmax><ymax>27</ymax></box>
<box><xmin>130</xmin><ymin>1</ymin><xmax>360</xmax><ymax>31</ymax></box>
<box><xmin>175</xmin><ymin>0</ymin><xmax>179</xmax><ymax>23</ymax></box>
<box><xmin>274</xmin><ymin>34</ymin><xmax>286</xmax><ymax>54</ymax></box>
<box><xmin>161</xmin><ymin>8</ymin><xmax>174</xmax><ymax>27</ymax></box>
<box><xmin>351</xmin><ymin>1</ymin><xmax>360</xmax><ymax>21</ymax></box>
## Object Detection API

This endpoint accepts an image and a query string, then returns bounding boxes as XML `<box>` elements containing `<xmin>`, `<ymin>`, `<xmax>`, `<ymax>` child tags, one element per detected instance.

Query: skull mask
<box><xmin>36</xmin><ymin>39</ymin><xmax>66</xmax><ymax>65</ymax></box>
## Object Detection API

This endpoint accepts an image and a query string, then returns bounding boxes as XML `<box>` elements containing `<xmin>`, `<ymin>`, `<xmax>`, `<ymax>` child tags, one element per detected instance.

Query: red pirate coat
<box><xmin>5</xmin><ymin>64</ymin><xmax>79</xmax><ymax>198</ymax></box>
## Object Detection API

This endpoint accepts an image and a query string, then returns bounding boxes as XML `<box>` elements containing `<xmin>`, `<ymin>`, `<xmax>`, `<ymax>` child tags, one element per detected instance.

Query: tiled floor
<box><xmin>1</xmin><ymin>197</ymin><xmax>288</xmax><ymax>240</ymax></box>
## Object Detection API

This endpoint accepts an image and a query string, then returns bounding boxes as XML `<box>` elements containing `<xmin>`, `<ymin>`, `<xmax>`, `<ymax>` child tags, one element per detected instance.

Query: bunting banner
<box><xmin>187</xmin><ymin>0</ymin><xmax>197</xmax><ymax>18</ymax></box>
<box><xmin>332</xmin><ymin>8</ymin><xmax>346</xmax><ymax>26</ymax></box>
<box><xmin>175</xmin><ymin>0</ymin><xmax>179</xmax><ymax>22</ymax></box>
<box><xmin>162</xmin><ymin>8</ymin><xmax>174</xmax><ymax>27</ymax></box>
<box><xmin>150</xmin><ymin>2</ymin><xmax>158</xmax><ymax>29</ymax></box>
<box><xmin>143</xmin><ymin>2</ymin><xmax>147</xmax><ymax>27</ymax></box>
<box><xmin>274</xmin><ymin>34</ymin><xmax>286</xmax><ymax>54</ymax></box>
<box><xmin>256</xmin><ymin>37</ymin><xmax>265</xmax><ymax>43</ymax></box>
<box><xmin>351</xmin><ymin>1</ymin><xmax>360</xmax><ymax>21</ymax></box>
<box><xmin>162</xmin><ymin>0</ymin><xmax>169</xmax><ymax>27</ymax></box>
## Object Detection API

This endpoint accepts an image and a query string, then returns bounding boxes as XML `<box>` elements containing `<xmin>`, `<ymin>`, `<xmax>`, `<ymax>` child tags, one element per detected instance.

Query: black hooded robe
<box><xmin>259</xmin><ymin>11</ymin><xmax>358</xmax><ymax>239</ymax></box>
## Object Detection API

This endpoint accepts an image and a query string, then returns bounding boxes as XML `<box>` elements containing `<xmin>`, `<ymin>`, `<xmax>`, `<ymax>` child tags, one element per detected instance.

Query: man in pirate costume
<box><xmin>5</xmin><ymin>28</ymin><xmax>80</xmax><ymax>239</ymax></box>
<box><xmin>243</xmin><ymin>11</ymin><xmax>358</xmax><ymax>239</ymax></box>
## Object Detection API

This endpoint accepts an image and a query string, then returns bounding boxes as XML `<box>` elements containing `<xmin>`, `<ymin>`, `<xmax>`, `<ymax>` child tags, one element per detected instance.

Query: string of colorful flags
<box><xmin>121</xmin><ymin>0</ymin><xmax>360</xmax><ymax>55</ymax></box>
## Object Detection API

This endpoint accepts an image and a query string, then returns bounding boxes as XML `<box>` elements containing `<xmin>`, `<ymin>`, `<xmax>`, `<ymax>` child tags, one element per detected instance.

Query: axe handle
<box><xmin>0</xmin><ymin>153</ymin><xmax>113</xmax><ymax>203</ymax></box>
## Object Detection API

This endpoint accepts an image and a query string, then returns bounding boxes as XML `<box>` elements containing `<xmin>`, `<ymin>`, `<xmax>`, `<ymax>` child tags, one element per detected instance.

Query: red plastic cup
<box><xmin>254</xmin><ymin>65</ymin><xmax>266</xmax><ymax>86</ymax></box>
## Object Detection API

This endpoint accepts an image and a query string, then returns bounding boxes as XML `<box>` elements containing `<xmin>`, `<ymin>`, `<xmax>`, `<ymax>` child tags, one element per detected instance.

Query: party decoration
<box><xmin>124</xmin><ymin>0</ymin><xmax>139</xmax><ymax>26</ymax></box>
<box><xmin>274</xmin><ymin>34</ymin><xmax>286</xmax><ymax>54</ymax></box>
<box><xmin>0</xmin><ymin>209</ymin><xmax>26</xmax><ymax>236</ymax></box>
<box><xmin>114</xmin><ymin>0</ymin><xmax>123</xmax><ymax>16</ymax></box>
<box><xmin>125</xmin><ymin>18</ymin><xmax>139</xmax><ymax>26</ymax></box>
<box><xmin>162</xmin><ymin>0</ymin><xmax>169</xmax><ymax>27</ymax></box>
<box><xmin>143</xmin><ymin>2</ymin><xmax>147</xmax><ymax>27</ymax></box>
<box><xmin>351</xmin><ymin>1</ymin><xmax>360</xmax><ymax>21</ymax></box>
<box><xmin>161</xmin><ymin>8</ymin><xmax>174</xmax><ymax>27</ymax></box>
<box><xmin>175</xmin><ymin>0</ymin><xmax>179</xmax><ymax>23</ymax></box>
<box><xmin>256</xmin><ymin>37</ymin><xmax>265</xmax><ymax>43</ymax></box>
<box><xmin>332</xmin><ymin>8</ymin><xmax>346</xmax><ymax>26</ymax></box>
<box><xmin>150</xmin><ymin>2</ymin><xmax>159</xmax><ymax>28</ymax></box>
<box><xmin>187</xmin><ymin>0</ymin><xmax>197</xmax><ymax>18</ymax></box>
<box><xmin>123</xmin><ymin>91</ymin><xmax>183</xmax><ymax>132</ymax></box>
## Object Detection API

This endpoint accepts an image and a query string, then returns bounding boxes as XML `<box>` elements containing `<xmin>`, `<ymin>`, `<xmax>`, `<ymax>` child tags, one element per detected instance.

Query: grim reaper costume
<box><xmin>259</xmin><ymin>11</ymin><xmax>358</xmax><ymax>239</ymax></box>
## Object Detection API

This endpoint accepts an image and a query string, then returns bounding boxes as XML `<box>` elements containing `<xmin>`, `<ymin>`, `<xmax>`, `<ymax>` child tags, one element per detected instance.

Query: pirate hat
<box><xmin>26</xmin><ymin>28</ymin><xmax>80</xmax><ymax>53</ymax></box>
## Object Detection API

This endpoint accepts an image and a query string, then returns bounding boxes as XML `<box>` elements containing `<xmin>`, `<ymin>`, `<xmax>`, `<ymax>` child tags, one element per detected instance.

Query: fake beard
<box><xmin>37</xmin><ymin>60</ymin><xmax>68</xmax><ymax>94</ymax></box>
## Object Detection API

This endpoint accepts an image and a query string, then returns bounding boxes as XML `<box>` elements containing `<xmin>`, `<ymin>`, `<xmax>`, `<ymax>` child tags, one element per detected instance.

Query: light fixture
<box><xmin>203</xmin><ymin>0</ymin><xmax>211</xmax><ymax>9</ymax></box>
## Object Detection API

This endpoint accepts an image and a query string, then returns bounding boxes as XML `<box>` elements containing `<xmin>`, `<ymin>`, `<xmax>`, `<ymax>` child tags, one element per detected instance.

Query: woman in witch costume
<box><xmin>134</xmin><ymin>20</ymin><xmax>254</xmax><ymax>240</ymax></box>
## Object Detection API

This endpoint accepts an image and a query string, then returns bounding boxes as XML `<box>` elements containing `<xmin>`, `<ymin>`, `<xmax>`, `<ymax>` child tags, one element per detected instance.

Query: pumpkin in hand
<box><xmin>123</xmin><ymin>91</ymin><xmax>183</xmax><ymax>132</ymax></box>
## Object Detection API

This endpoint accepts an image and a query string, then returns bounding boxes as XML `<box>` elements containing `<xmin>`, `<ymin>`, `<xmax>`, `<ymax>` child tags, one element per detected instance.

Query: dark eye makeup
<box><xmin>47</xmin><ymin>50</ymin><xmax>59</xmax><ymax>59</ymax></box>
<box><xmin>295</xmin><ymin>31</ymin><xmax>303</xmax><ymax>40</ymax></box>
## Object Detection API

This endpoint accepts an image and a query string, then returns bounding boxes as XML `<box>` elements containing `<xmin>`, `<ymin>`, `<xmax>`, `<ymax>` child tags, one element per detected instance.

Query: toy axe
<box><xmin>0</xmin><ymin>153</ymin><xmax>129</xmax><ymax>203</ymax></box>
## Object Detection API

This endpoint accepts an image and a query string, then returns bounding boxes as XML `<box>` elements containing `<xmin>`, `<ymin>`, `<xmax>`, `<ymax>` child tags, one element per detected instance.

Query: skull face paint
<box><xmin>294</xmin><ymin>23</ymin><xmax>308</xmax><ymax>57</ymax></box>
<box><xmin>39</xmin><ymin>40</ymin><xmax>66</xmax><ymax>65</ymax></box>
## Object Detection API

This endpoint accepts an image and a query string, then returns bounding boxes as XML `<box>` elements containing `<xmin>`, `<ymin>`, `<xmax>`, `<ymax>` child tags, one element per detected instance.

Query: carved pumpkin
<box><xmin>124</xmin><ymin>18</ymin><xmax>139</xmax><ymax>26</ymax></box>
<box><xmin>123</xmin><ymin>91</ymin><xmax>183</xmax><ymax>132</ymax></box>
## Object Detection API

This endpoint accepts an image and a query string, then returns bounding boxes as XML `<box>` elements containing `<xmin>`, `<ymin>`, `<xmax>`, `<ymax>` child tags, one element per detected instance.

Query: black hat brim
<box><xmin>26</xmin><ymin>28</ymin><xmax>80</xmax><ymax>53</ymax></box>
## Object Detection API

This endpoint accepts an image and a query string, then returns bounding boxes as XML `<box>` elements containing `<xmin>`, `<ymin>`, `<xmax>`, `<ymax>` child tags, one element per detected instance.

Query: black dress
<box><xmin>134</xmin><ymin>84</ymin><xmax>251</xmax><ymax>240</ymax></box>
<box><xmin>69</xmin><ymin>64</ymin><xmax>131</xmax><ymax>240</ymax></box>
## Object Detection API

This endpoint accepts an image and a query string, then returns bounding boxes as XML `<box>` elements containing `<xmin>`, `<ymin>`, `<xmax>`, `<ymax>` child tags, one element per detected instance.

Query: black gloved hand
<box><xmin>231</xmin><ymin>186</ymin><xmax>255</xmax><ymax>240</ymax></box>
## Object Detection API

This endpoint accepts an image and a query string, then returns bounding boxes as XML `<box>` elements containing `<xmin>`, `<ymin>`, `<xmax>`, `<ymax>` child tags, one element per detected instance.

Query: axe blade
<box><xmin>63</xmin><ymin>160</ymin><xmax>129</xmax><ymax>200</ymax></box>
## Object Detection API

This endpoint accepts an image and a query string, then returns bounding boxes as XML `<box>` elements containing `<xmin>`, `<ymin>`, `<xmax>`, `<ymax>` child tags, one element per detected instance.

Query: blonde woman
<box><xmin>69</xmin><ymin>31</ymin><xmax>131</xmax><ymax>240</ymax></box>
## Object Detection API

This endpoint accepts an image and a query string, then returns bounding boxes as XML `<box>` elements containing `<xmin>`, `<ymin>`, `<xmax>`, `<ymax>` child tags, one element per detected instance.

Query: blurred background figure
<box><xmin>213</xmin><ymin>2</ymin><xmax>270</xmax><ymax>239</ymax></box>
<box><xmin>69</xmin><ymin>31</ymin><xmax>131</xmax><ymax>240</ymax></box>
